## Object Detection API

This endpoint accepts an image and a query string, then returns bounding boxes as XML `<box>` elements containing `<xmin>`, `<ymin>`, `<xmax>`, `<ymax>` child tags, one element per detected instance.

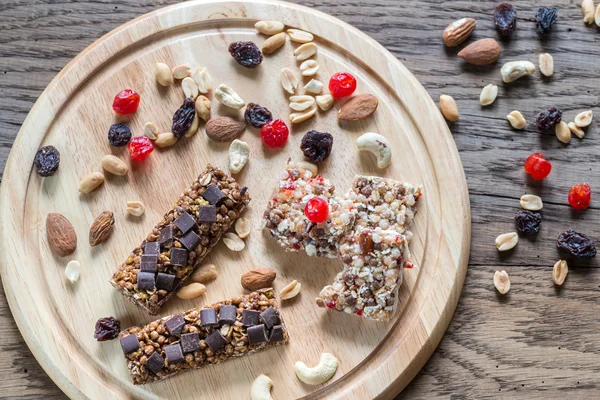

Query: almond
<box><xmin>442</xmin><ymin>18</ymin><xmax>476</xmax><ymax>47</ymax></box>
<box><xmin>241</xmin><ymin>268</ymin><xmax>276</xmax><ymax>291</ymax></box>
<box><xmin>46</xmin><ymin>213</ymin><xmax>77</xmax><ymax>257</ymax></box>
<box><xmin>338</xmin><ymin>94</ymin><xmax>379</xmax><ymax>121</ymax></box>
<box><xmin>89</xmin><ymin>211</ymin><xmax>114</xmax><ymax>246</ymax></box>
<box><xmin>457</xmin><ymin>38</ymin><xmax>500</xmax><ymax>66</ymax></box>
<box><xmin>205</xmin><ymin>116</ymin><xmax>245</xmax><ymax>142</ymax></box>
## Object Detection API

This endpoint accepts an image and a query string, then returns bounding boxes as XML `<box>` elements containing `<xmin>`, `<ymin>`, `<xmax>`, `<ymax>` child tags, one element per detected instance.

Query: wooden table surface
<box><xmin>1</xmin><ymin>0</ymin><xmax>598</xmax><ymax>398</ymax></box>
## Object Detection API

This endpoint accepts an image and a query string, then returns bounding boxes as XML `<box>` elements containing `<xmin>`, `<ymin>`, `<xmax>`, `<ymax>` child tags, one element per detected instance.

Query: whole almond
<box><xmin>241</xmin><ymin>268</ymin><xmax>276</xmax><ymax>291</ymax></box>
<box><xmin>46</xmin><ymin>213</ymin><xmax>77</xmax><ymax>257</ymax></box>
<box><xmin>457</xmin><ymin>38</ymin><xmax>500</xmax><ymax>66</ymax></box>
<box><xmin>442</xmin><ymin>18</ymin><xmax>476</xmax><ymax>47</ymax></box>
<box><xmin>439</xmin><ymin>94</ymin><xmax>459</xmax><ymax>122</ymax></box>
<box><xmin>338</xmin><ymin>94</ymin><xmax>379</xmax><ymax>121</ymax></box>
<box><xmin>205</xmin><ymin>116</ymin><xmax>245</xmax><ymax>142</ymax></box>
<box><xmin>101</xmin><ymin>155</ymin><xmax>128</xmax><ymax>176</ymax></box>
<box><xmin>262</xmin><ymin>32</ymin><xmax>286</xmax><ymax>54</ymax></box>
<box><xmin>89</xmin><ymin>211</ymin><xmax>114</xmax><ymax>246</ymax></box>
<box><xmin>78</xmin><ymin>172</ymin><xmax>104</xmax><ymax>193</ymax></box>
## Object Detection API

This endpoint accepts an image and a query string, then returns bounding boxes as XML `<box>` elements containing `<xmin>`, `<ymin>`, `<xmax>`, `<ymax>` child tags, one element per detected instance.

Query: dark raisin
<box><xmin>494</xmin><ymin>3</ymin><xmax>517</xmax><ymax>38</ymax></box>
<box><xmin>94</xmin><ymin>316</ymin><xmax>121</xmax><ymax>341</ymax></box>
<box><xmin>228</xmin><ymin>41</ymin><xmax>263</xmax><ymax>68</ymax></box>
<box><xmin>33</xmin><ymin>145</ymin><xmax>60</xmax><ymax>177</ymax></box>
<box><xmin>535</xmin><ymin>7</ymin><xmax>557</xmax><ymax>35</ymax></box>
<box><xmin>514</xmin><ymin>210</ymin><xmax>542</xmax><ymax>235</ymax></box>
<box><xmin>557</xmin><ymin>230</ymin><xmax>596</xmax><ymax>258</ymax></box>
<box><xmin>244</xmin><ymin>103</ymin><xmax>273</xmax><ymax>128</ymax></box>
<box><xmin>300</xmin><ymin>130</ymin><xmax>334</xmax><ymax>162</ymax></box>
<box><xmin>108</xmin><ymin>123</ymin><xmax>132</xmax><ymax>147</ymax></box>
<box><xmin>172</xmin><ymin>97</ymin><xmax>196</xmax><ymax>138</ymax></box>
<box><xmin>535</xmin><ymin>106</ymin><xmax>562</xmax><ymax>131</ymax></box>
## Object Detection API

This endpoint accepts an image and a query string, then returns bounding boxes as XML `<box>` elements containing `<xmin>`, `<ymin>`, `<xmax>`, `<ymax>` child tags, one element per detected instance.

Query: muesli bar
<box><xmin>110</xmin><ymin>165</ymin><xmax>250</xmax><ymax>315</ymax></box>
<box><xmin>118</xmin><ymin>288</ymin><xmax>289</xmax><ymax>385</ymax></box>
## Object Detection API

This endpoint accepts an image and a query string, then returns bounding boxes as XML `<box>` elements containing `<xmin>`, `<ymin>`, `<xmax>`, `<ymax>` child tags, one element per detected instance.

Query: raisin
<box><xmin>108</xmin><ymin>123</ymin><xmax>132</xmax><ymax>147</ymax></box>
<box><xmin>494</xmin><ymin>3</ymin><xmax>517</xmax><ymax>38</ymax></box>
<box><xmin>244</xmin><ymin>103</ymin><xmax>273</xmax><ymax>128</ymax></box>
<box><xmin>535</xmin><ymin>7</ymin><xmax>558</xmax><ymax>35</ymax></box>
<box><xmin>228</xmin><ymin>41</ymin><xmax>263</xmax><ymax>68</ymax></box>
<box><xmin>300</xmin><ymin>130</ymin><xmax>334</xmax><ymax>162</ymax></box>
<box><xmin>33</xmin><ymin>145</ymin><xmax>60</xmax><ymax>177</ymax></box>
<box><xmin>514</xmin><ymin>210</ymin><xmax>542</xmax><ymax>236</ymax></box>
<box><xmin>535</xmin><ymin>106</ymin><xmax>562</xmax><ymax>131</ymax></box>
<box><xmin>557</xmin><ymin>230</ymin><xmax>597</xmax><ymax>258</ymax></box>
<box><xmin>94</xmin><ymin>316</ymin><xmax>121</xmax><ymax>341</ymax></box>
<box><xmin>172</xmin><ymin>98</ymin><xmax>196</xmax><ymax>138</ymax></box>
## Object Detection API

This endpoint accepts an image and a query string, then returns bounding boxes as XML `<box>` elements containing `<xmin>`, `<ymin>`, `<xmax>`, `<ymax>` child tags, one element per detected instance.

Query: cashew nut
<box><xmin>500</xmin><ymin>61</ymin><xmax>536</xmax><ymax>83</ymax></box>
<box><xmin>251</xmin><ymin>374</ymin><xmax>273</xmax><ymax>400</ymax></box>
<box><xmin>294</xmin><ymin>352</ymin><xmax>338</xmax><ymax>385</ymax></box>
<box><xmin>356</xmin><ymin>132</ymin><xmax>391</xmax><ymax>169</ymax></box>
<box><xmin>228</xmin><ymin>139</ymin><xmax>249</xmax><ymax>174</ymax></box>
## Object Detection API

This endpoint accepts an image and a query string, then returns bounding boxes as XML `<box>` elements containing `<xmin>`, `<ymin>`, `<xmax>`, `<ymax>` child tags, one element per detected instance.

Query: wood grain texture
<box><xmin>0</xmin><ymin>0</ymin><xmax>597</xmax><ymax>399</ymax></box>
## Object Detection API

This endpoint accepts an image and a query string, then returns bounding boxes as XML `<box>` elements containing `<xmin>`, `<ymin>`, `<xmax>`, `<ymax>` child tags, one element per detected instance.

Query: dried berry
<box><xmin>108</xmin><ymin>123</ymin><xmax>132</xmax><ymax>147</ymax></box>
<box><xmin>305</xmin><ymin>197</ymin><xmax>329</xmax><ymax>223</ymax></box>
<box><xmin>229</xmin><ymin>41</ymin><xmax>263</xmax><ymax>68</ymax></box>
<box><xmin>34</xmin><ymin>145</ymin><xmax>60</xmax><ymax>177</ymax></box>
<box><xmin>514</xmin><ymin>210</ymin><xmax>542</xmax><ymax>235</ymax></box>
<box><xmin>535</xmin><ymin>7</ymin><xmax>557</xmax><ymax>34</ymax></box>
<box><xmin>557</xmin><ymin>230</ymin><xmax>596</xmax><ymax>258</ymax></box>
<box><xmin>568</xmin><ymin>183</ymin><xmax>591</xmax><ymax>210</ymax></box>
<box><xmin>244</xmin><ymin>103</ymin><xmax>273</xmax><ymax>128</ymax></box>
<box><xmin>535</xmin><ymin>106</ymin><xmax>562</xmax><ymax>131</ymax></box>
<box><xmin>524</xmin><ymin>152</ymin><xmax>552</xmax><ymax>180</ymax></box>
<box><xmin>94</xmin><ymin>316</ymin><xmax>121</xmax><ymax>341</ymax></box>
<box><xmin>172</xmin><ymin>97</ymin><xmax>196</xmax><ymax>138</ymax></box>
<box><xmin>300</xmin><ymin>130</ymin><xmax>333</xmax><ymax>162</ymax></box>
<box><xmin>494</xmin><ymin>3</ymin><xmax>517</xmax><ymax>37</ymax></box>
<box><xmin>329</xmin><ymin>72</ymin><xmax>357</xmax><ymax>98</ymax></box>
<box><xmin>112</xmin><ymin>89</ymin><xmax>140</xmax><ymax>114</ymax></box>
<box><xmin>127</xmin><ymin>136</ymin><xmax>154</xmax><ymax>162</ymax></box>
<box><xmin>260</xmin><ymin>119</ymin><xmax>289</xmax><ymax>148</ymax></box>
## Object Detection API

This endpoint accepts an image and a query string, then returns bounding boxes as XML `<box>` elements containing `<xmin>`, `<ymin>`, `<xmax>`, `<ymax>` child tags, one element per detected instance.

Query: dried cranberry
<box><xmin>568</xmin><ymin>183</ymin><xmax>591</xmax><ymax>210</ymax></box>
<box><xmin>535</xmin><ymin>7</ymin><xmax>558</xmax><ymax>35</ymax></box>
<box><xmin>300</xmin><ymin>130</ymin><xmax>333</xmax><ymax>162</ymax></box>
<box><xmin>329</xmin><ymin>72</ymin><xmax>357</xmax><ymax>98</ymax></box>
<box><xmin>229</xmin><ymin>41</ymin><xmax>263</xmax><ymax>68</ymax></box>
<box><xmin>127</xmin><ymin>136</ymin><xmax>154</xmax><ymax>162</ymax></box>
<box><xmin>34</xmin><ymin>145</ymin><xmax>60</xmax><ymax>177</ymax></box>
<box><xmin>244</xmin><ymin>103</ymin><xmax>273</xmax><ymax>128</ymax></box>
<box><xmin>514</xmin><ymin>210</ymin><xmax>542</xmax><ymax>235</ymax></box>
<box><xmin>108</xmin><ymin>123</ymin><xmax>132</xmax><ymax>147</ymax></box>
<box><xmin>557</xmin><ymin>230</ymin><xmax>596</xmax><ymax>258</ymax></box>
<box><xmin>494</xmin><ymin>3</ymin><xmax>517</xmax><ymax>38</ymax></box>
<box><xmin>94</xmin><ymin>316</ymin><xmax>121</xmax><ymax>341</ymax></box>
<box><xmin>535</xmin><ymin>106</ymin><xmax>562</xmax><ymax>131</ymax></box>
<box><xmin>172</xmin><ymin>98</ymin><xmax>196</xmax><ymax>138</ymax></box>
<box><xmin>524</xmin><ymin>153</ymin><xmax>552</xmax><ymax>180</ymax></box>
<box><xmin>260</xmin><ymin>119</ymin><xmax>289</xmax><ymax>148</ymax></box>
<box><xmin>112</xmin><ymin>89</ymin><xmax>140</xmax><ymax>114</ymax></box>
<box><xmin>305</xmin><ymin>197</ymin><xmax>329</xmax><ymax>223</ymax></box>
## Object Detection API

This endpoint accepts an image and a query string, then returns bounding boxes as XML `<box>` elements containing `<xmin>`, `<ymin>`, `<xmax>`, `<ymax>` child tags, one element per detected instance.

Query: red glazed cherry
<box><xmin>305</xmin><ymin>197</ymin><xmax>329</xmax><ymax>223</ymax></box>
<box><xmin>112</xmin><ymin>89</ymin><xmax>140</xmax><ymax>114</ymax></box>
<box><xmin>260</xmin><ymin>119</ymin><xmax>289</xmax><ymax>148</ymax></box>
<box><xmin>127</xmin><ymin>136</ymin><xmax>154</xmax><ymax>162</ymax></box>
<box><xmin>524</xmin><ymin>152</ymin><xmax>552</xmax><ymax>180</ymax></box>
<box><xmin>568</xmin><ymin>183</ymin><xmax>591</xmax><ymax>210</ymax></box>
<box><xmin>328</xmin><ymin>72</ymin><xmax>357</xmax><ymax>98</ymax></box>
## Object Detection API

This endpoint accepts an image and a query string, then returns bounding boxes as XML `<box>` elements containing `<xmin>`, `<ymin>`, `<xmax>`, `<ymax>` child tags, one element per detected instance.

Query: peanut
<box><xmin>495</xmin><ymin>232</ymin><xmax>518</xmax><ymax>251</ymax></box>
<box><xmin>552</xmin><ymin>260</ymin><xmax>568</xmax><ymax>286</ymax></box>
<box><xmin>190</xmin><ymin>264</ymin><xmax>218</xmax><ymax>284</ymax></box>
<box><xmin>439</xmin><ymin>95</ymin><xmax>459</xmax><ymax>122</ymax></box>
<box><xmin>101</xmin><ymin>155</ymin><xmax>128</xmax><ymax>176</ymax></box>
<box><xmin>493</xmin><ymin>270</ymin><xmax>510</xmax><ymax>295</ymax></box>
<box><xmin>79</xmin><ymin>172</ymin><xmax>104</xmax><ymax>193</ymax></box>
<box><xmin>176</xmin><ymin>283</ymin><xmax>206</xmax><ymax>299</ymax></box>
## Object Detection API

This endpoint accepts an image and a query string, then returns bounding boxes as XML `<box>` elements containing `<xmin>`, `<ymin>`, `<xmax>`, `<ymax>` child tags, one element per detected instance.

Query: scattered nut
<box><xmin>520</xmin><ymin>194</ymin><xmax>543</xmax><ymax>211</ymax></box>
<box><xmin>552</xmin><ymin>260</ymin><xmax>568</xmax><ymax>286</ymax></box>
<box><xmin>294</xmin><ymin>42</ymin><xmax>318</xmax><ymax>61</ymax></box>
<box><xmin>439</xmin><ymin>95</ymin><xmax>459</xmax><ymax>122</ymax></box>
<box><xmin>228</xmin><ymin>139</ymin><xmax>249</xmax><ymax>174</ymax></box>
<box><xmin>304</xmin><ymin>79</ymin><xmax>324</xmax><ymax>95</ymax></box>
<box><xmin>101</xmin><ymin>155</ymin><xmax>128</xmax><ymax>176</ymax></box>
<box><xmin>78</xmin><ymin>172</ymin><xmax>104</xmax><ymax>193</ymax></box>
<box><xmin>287</xmin><ymin>28</ymin><xmax>313</xmax><ymax>43</ymax></box>
<box><xmin>568</xmin><ymin>122</ymin><xmax>585</xmax><ymax>139</ymax></box>
<box><xmin>190</xmin><ymin>264</ymin><xmax>218</xmax><ymax>284</ymax></box>
<box><xmin>442</xmin><ymin>17</ymin><xmax>477</xmax><ymax>47</ymax></box>
<box><xmin>300</xmin><ymin>59</ymin><xmax>319</xmax><ymax>76</ymax></box>
<box><xmin>223</xmin><ymin>232</ymin><xmax>245</xmax><ymax>251</ymax></box>
<box><xmin>574</xmin><ymin>110</ymin><xmax>593</xmax><ymax>127</ymax></box>
<box><xmin>281</xmin><ymin>68</ymin><xmax>299</xmax><ymax>95</ymax></box>
<box><xmin>241</xmin><ymin>268</ymin><xmax>276</xmax><ymax>291</ymax></box>
<box><xmin>290</xmin><ymin>107</ymin><xmax>317</xmax><ymax>123</ymax></box>
<box><xmin>338</xmin><ymin>94</ymin><xmax>378</xmax><ymax>120</ymax></box>
<box><xmin>356</xmin><ymin>132</ymin><xmax>391</xmax><ymax>169</ymax></box>
<box><xmin>555</xmin><ymin>121</ymin><xmax>571</xmax><ymax>144</ymax></box>
<box><xmin>289</xmin><ymin>95</ymin><xmax>316</xmax><ymax>112</ymax></box>
<box><xmin>251</xmin><ymin>374</ymin><xmax>273</xmax><ymax>400</ymax></box>
<box><xmin>457</xmin><ymin>38</ymin><xmax>501</xmax><ymax>65</ymax></box>
<box><xmin>89</xmin><ymin>211</ymin><xmax>114</xmax><ymax>246</ymax></box>
<box><xmin>182</xmin><ymin>77</ymin><xmax>199</xmax><ymax>99</ymax></box>
<box><xmin>493</xmin><ymin>270</ymin><xmax>510</xmax><ymax>295</ymax></box>
<box><xmin>195</xmin><ymin>95</ymin><xmax>211</xmax><ymax>121</ymax></box>
<box><xmin>176</xmin><ymin>282</ymin><xmax>206</xmax><ymax>299</ymax></box>
<box><xmin>155</xmin><ymin>62</ymin><xmax>172</xmax><ymax>86</ymax></box>
<box><xmin>294</xmin><ymin>353</ymin><xmax>338</xmax><ymax>385</ymax></box>
<box><xmin>495</xmin><ymin>232</ymin><xmax>518</xmax><ymax>251</ymax></box>
<box><xmin>126</xmin><ymin>201</ymin><xmax>145</xmax><ymax>217</ymax></box>
<box><xmin>479</xmin><ymin>84</ymin><xmax>498</xmax><ymax>106</ymax></box>
<box><xmin>500</xmin><ymin>61</ymin><xmax>536</xmax><ymax>83</ymax></box>
<box><xmin>46</xmin><ymin>213</ymin><xmax>77</xmax><ymax>257</ymax></box>
<box><xmin>596</xmin><ymin>3</ymin><xmax>600</xmax><ymax>26</ymax></box>
<box><xmin>193</xmin><ymin>67</ymin><xmax>213</xmax><ymax>94</ymax></box>
<box><xmin>280</xmin><ymin>280</ymin><xmax>301</xmax><ymax>300</ymax></box>
<box><xmin>506</xmin><ymin>110</ymin><xmax>526</xmax><ymax>129</ymax></box>
<box><xmin>262</xmin><ymin>32</ymin><xmax>286</xmax><ymax>54</ymax></box>
<box><xmin>255</xmin><ymin>20</ymin><xmax>285</xmax><ymax>35</ymax></box>
<box><xmin>582</xmin><ymin>0</ymin><xmax>595</xmax><ymax>23</ymax></box>
<box><xmin>316</xmin><ymin>94</ymin><xmax>334</xmax><ymax>111</ymax></box>
<box><xmin>184</xmin><ymin>113</ymin><xmax>200</xmax><ymax>137</ymax></box>
<box><xmin>235</xmin><ymin>217</ymin><xmax>251</xmax><ymax>239</ymax></box>
<box><xmin>172</xmin><ymin>64</ymin><xmax>192</xmax><ymax>79</ymax></box>
<box><xmin>143</xmin><ymin>122</ymin><xmax>160</xmax><ymax>140</ymax></box>
<box><xmin>155</xmin><ymin>131</ymin><xmax>178</xmax><ymax>147</ymax></box>
<box><xmin>65</xmin><ymin>260</ymin><xmax>81</xmax><ymax>283</ymax></box>
<box><xmin>539</xmin><ymin>53</ymin><xmax>554</xmax><ymax>77</ymax></box>
<box><xmin>205</xmin><ymin>116</ymin><xmax>245</xmax><ymax>142</ymax></box>
<box><xmin>215</xmin><ymin>84</ymin><xmax>245</xmax><ymax>109</ymax></box>
<box><xmin>296</xmin><ymin>160</ymin><xmax>318</xmax><ymax>176</ymax></box>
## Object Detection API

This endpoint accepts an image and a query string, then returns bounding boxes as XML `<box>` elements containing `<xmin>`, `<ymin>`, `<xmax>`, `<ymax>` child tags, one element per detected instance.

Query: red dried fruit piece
<box><xmin>127</xmin><ymin>136</ymin><xmax>154</xmax><ymax>162</ymax></box>
<box><xmin>304</xmin><ymin>197</ymin><xmax>329</xmax><ymax>223</ymax></box>
<box><xmin>328</xmin><ymin>72</ymin><xmax>357</xmax><ymax>98</ymax></box>
<box><xmin>112</xmin><ymin>89</ymin><xmax>140</xmax><ymax>114</ymax></box>
<box><xmin>524</xmin><ymin>153</ymin><xmax>551</xmax><ymax>180</ymax></box>
<box><xmin>260</xmin><ymin>119</ymin><xmax>289</xmax><ymax>148</ymax></box>
<box><xmin>568</xmin><ymin>183</ymin><xmax>591</xmax><ymax>210</ymax></box>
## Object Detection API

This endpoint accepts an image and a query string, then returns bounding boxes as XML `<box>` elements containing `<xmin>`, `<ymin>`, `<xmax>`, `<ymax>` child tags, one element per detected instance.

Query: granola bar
<box><xmin>118</xmin><ymin>288</ymin><xmax>289</xmax><ymax>384</ymax></box>
<box><xmin>110</xmin><ymin>165</ymin><xmax>250</xmax><ymax>315</ymax></box>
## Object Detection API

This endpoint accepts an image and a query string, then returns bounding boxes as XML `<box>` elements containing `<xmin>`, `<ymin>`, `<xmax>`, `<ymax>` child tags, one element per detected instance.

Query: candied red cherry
<box><xmin>305</xmin><ymin>197</ymin><xmax>329</xmax><ymax>223</ymax></box>
<box><xmin>568</xmin><ymin>183</ymin><xmax>591</xmax><ymax>210</ymax></box>
<box><xmin>328</xmin><ymin>72</ymin><xmax>357</xmax><ymax>98</ymax></box>
<box><xmin>112</xmin><ymin>89</ymin><xmax>140</xmax><ymax>114</ymax></box>
<box><xmin>524</xmin><ymin>152</ymin><xmax>551</xmax><ymax>180</ymax></box>
<box><xmin>260</xmin><ymin>119</ymin><xmax>289</xmax><ymax>148</ymax></box>
<box><xmin>127</xmin><ymin>136</ymin><xmax>154</xmax><ymax>162</ymax></box>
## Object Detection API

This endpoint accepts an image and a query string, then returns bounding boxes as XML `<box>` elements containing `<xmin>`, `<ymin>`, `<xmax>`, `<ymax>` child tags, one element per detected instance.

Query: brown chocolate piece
<box><xmin>120</xmin><ymin>334</ymin><xmax>140</xmax><ymax>354</ymax></box>
<box><xmin>169</xmin><ymin>248</ymin><xmax>188</xmax><ymax>267</ymax></box>
<box><xmin>202</xmin><ymin>184</ymin><xmax>226</xmax><ymax>205</ymax></box>
<box><xmin>181</xmin><ymin>332</ymin><xmax>201</xmax><ymax>353</ymax></box>
<box><xmin>156</xmin><ymin>273</ymin><xmax>177</xmax><ymax>291</ymax></box>
<box><xmin>146</xmin><ymin>352</ymin><xmax>165</xmax><ymax>373</ymax></box>
<box><xmin>165</xmin><ymin>315</ymin><xmax>185</xmax><ymax>336</ymax></box>
<box><xmin>200</xmin><ymin>308</ymin><xmax>218</xmax><ymax>327</ymax></box>
<box><xmin>179</xmin><ymin>230</ymin><xmax>201</xmax><ymax>250</ymax></box>
<box><xmin>144</xmin><ymin>241</ymin><xmax>160</xmax><ymax>255</ymax></box>
<box><xmin>205</xmin><ymin>330</ymin><xmax>228</xmax><ymax>352</ymax></box>
<box><xmin>198</xmin><ymin>206</ymin><xmax>217</xmax><ymax>223</ymax></box>
<box><xmin>165</xmin><ymin>343</ymin><xmax>184</xmax><ymax>363</ymax></box>
<box><xmin>140</xmin><ymin>254</ymin><xmax>158</xmax><ymax>273</ymax></box>
<box><xmin>247</xmin><ymin>324</ymin><xmax>268</xmax><ymax>345</ymax></box>
<box><xmin>174</xmin><ymin>212</ymin><xmax>196</xmax><ymax>234</ymax></box>
<box><xmin>219</xmin><ymin>305</ymin><xmax>237</xmax><ymax>325</ymax></box>
<box><xmin>159</xmin><ymin>225</ymin><xmax>174</xmax><ymax>247</ymax></box>
<box><xmin>260</xmin><ymin>306</ymin><xmax>280</xmax><ymax>329</ymax></box>
<box><xmin>268</xmin><ymin>325</ymin><xmax>285</xmax><ymax>343</ymax></box>
<box><xmin>136</xmin><ymin>272</ymin><xmax>155</xmax><ymax>291</ymax></box>
<box><xmin>242</xmin><ymin>309</ymin><xmax>261</xmax><ymax>327</ymax></box>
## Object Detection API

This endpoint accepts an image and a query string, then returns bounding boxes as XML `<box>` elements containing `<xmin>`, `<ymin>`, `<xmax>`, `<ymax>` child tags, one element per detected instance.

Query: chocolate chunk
<box><xmin>268</xmin><ymin>325</ymin><xmax>284</xmax><ymax>343</ymax></box>
<box><xmin>140</xmin><ymin>254</ymin><xmax>158</xmax><ymax>273</ymax></box>
<box><xmin>219</xmin><ymin>305</ymin><xmax>238</xmax><ymax>325</ymax></box>
<box><xmin>164</xmin><ymin>343</ymin><xmax>184</xmax><ymax>363</ymax></box>
<box><xmin>198</xmin><ymin>206</ymin><xmax>217</xmax><ymax>223</ymax></box>
<box><xmin>181</xmin><ymin>332</ymin><xmax>201</xmax><ymax>353</ymax></box>
<box><xmin>136</xmin><ymin>271</ymin><xmax>156</xmax><ymax>291</ymax></box>
<box><xmin>205</xmin><ymin>330</ymin><xmax>228</xmax><ymax>352</ymax></box>
<box><xmin>144</xmin><ymin>241</ymin><xmax>160</xmax><ymax>255</ymax></box>
<box><xmin>260</xmin><ymin>306</ymin><xmax>280</xmax><ymax>330</ymax></box>
<box><xmin>174</xmin><ymin>212</ymin><xmax>196</xmax><ymax>234</ymax></box>
<box><xmin>165</xmin><ymin>315</ymin><xmax>185</xmax><ymax>336</ymax></box>
<box><xmin>146</xmin><ymin>352</ymin><xmax>164</xmax><ymax>373</ymax></box>
<box><xmin>200</xmin><ymin>308</ymin><xmax>218</xmax><ymax>327</ymax></box>
<box><xmin>247</xmin><ymin>324</ymin><xmax>268</xmax><ymax>345</ymax></box>
<box><xmin>240</xmin><ymin>186</ymin><xmax>248</xmax><ymax>197</ymax></box>
<box><xmin>179</xmin><ymin>230</ymin><xmax>201</xmax><ymax>250</ymax></box>
<box><xmin>202</xmin><ymin>184</ymin><xmax>226</xmax><ymax>205</ymax></box>
<box><xmin>169</xmin><ymin>248</ymin><xmax>188</xmax><ymax>267</ymax></box>
<box><xmin>120</xmin><ymin>334</ymin><xmax>140</xmax><ymax>354</ymax></box>
<box><xmin>242</xmin><ymin>309</ymin><xmax>261</xmax><ymax>327</ymax></box>
<box><xmin>156</xmin><ymin>273</ymin><xmax>177</xmax><ymax>291</ymax></box>
<box><xmin>159</xmin><ymin>225</ymin><xmax>174</xmax><ymax>247</ymax></box>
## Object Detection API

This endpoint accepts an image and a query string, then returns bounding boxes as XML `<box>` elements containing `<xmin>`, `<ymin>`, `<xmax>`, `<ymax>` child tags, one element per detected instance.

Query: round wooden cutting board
<box><xmin>0</xmin><ymin>0</ymin><xmax>470</xmax><ymax>398</ymax></box>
